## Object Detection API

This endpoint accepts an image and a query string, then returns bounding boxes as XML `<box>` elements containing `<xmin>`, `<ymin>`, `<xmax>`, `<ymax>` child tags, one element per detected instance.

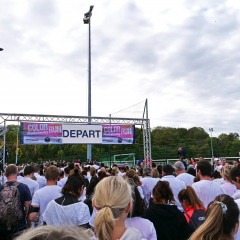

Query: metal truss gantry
<box><xmin>0</xmin><ymin>113</ymin><xmax>151</xmax><ymax>167</ymax></box>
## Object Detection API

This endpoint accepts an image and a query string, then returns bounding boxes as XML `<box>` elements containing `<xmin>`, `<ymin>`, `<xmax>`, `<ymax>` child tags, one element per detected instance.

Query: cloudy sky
<box><xmin>1</xmin><ymin>0</ymin><xmax>240</xmax><ymax>137</ymax></box>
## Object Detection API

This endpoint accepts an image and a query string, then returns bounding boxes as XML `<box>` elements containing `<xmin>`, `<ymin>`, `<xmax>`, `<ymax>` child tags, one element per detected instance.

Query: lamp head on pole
<box><xmin>0</xmin><ymin>48</ymin><xmax>4</xmax><ymax>51</ymax></box>
<box><xmin>83</xmin><ymin>5</ymin><xmax>94</xmax><ymax>24</ymax></box>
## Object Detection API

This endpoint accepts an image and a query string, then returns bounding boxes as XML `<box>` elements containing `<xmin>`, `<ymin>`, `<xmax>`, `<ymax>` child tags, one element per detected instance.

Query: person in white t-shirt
<box><xmin>161</xmin><ymin>164</ymin><xmax>185</xmax><ymax>211</ymax></box>
<box><xmin>34</xmin><ymin>165</ymin><xmax>46</xmax><ymax>189</ymax></box>
<box><xmin>192</xmin><ymin>160</ymin><xmax>226</xmax><ymax>208</ymax></box>
<box><xmin>29</xmin><ymin>165</ymin><xmax>62</xmax><ymax>225</ymax></box>
<box><xmin>118</xmin><ymin>166</ymin><xmax>127</xmax><ymax>178</ymax></box>
<box><xmin>220</xmin><ymin>165</ymin><xmax>237</xmax><ymax>196</ymax></box>
<box><xmin>43</xmin><ymin>169</ymin><xmax>90</xmax><ymax>227</ymax></box>
<box><xmin>174</xmin><ymin>161</ymin><xmax>194</xmax><ymax>186</ymax></box>
<box><xmin>19</xmin><ymin>165</ymin><xmax>39</xmax><ymax>197</ymax></box>
<box><xmin>59</xmin><ymin>167</ymin><xmax>70</xmax><ymax>187</ymax></box>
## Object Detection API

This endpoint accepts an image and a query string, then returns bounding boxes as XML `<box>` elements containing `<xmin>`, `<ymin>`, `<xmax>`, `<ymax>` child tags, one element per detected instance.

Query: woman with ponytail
<box><xmin>92</xmin><ymin>176</ymin><xmax>144</xmax><ymax>240</ymax></box>
<box><xmin>190</xmin><ymin>194</ymin><xmax>239</xmax><ymax>240</ymax></box>
<box><xmin>178</xmin><ymin>186</ymin><xmax>206</xmax><ymax>234</ymax></box>
<box><xmin>43</xmin><ymin>168</ymin><xmax>90</xmax><ymax>227</ymax></box>
<box><xmin>143</xmin><ymin>181</ymin><xmax>190</xmax><ymax>240</ymax></box>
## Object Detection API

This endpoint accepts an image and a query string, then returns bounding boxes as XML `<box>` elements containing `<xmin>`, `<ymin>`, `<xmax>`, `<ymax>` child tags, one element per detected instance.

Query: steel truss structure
<box><xmin>0</xmin><ymin>113</ymin><xmax>151</xmax><ymax>167</ymax></box>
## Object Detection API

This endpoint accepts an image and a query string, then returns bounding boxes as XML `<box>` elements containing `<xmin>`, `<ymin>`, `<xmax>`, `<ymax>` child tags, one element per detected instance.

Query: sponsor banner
<box><xmin>102</xmin><ymin>125</ymin><xmax>135</xmax><ymax>144</ymax></box>
<box><xmin>21</xmin><ymin>122</ymin><xmax>134</xmax><ymax>145</ymax></box>
<box><xmin>21</xmin><ymin>123</ymin><xmax>102</xmax><ymax>145</ymax></box>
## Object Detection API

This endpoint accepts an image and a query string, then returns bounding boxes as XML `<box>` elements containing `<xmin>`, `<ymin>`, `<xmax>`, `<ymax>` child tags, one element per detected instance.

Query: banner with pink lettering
<box><xmin>102</xmin><ymin>125</ymin><xmax>135</xmax><ymax>144</ymax></box>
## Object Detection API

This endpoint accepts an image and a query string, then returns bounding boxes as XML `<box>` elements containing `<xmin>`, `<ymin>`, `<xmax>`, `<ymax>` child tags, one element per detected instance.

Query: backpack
<box><xmin>0</xmin><ymin>182</ymin><xmax>23</xmax><ymax>230</ymax></box>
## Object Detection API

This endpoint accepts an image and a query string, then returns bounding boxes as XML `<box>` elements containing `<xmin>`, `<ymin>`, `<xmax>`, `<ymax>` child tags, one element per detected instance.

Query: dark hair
<box><xmin>100</xmin><ymin>163</ymin><xmax>105</xmax><ymax>168</ymax></box>
<box><xmin>180</xmin><ymin>156</ymin><xmax>184</xmax><ymax>160</ymax></box>
<box><xmin>62</xmin><ymin>169</ymin><xmax>85</xmax><ymax>198</ymax></box>
<box><xmin>162</xmin><ymin>164</ymin><xmax>174</xmax><ymax>175</ymax></box>
<box><xmin>191</xmin><ymin>158</ymin><xmax>196</xmax><ymax>162</ymax></box>
<box><xmin>60</xmin><ymin>163</ymin><xmax>64</xmax><ymax>167</ymax></box>
<box><xmin>192</xmin><ymin>194</ymin><xmax>239</xmax><ymax>240</ymax></box>
<box><xmin>213</xmin><ymin>154</ymin><xmax>217</xmax><ymax>158</ymax></box>
<box><xmin>68</xmin><ymin>163</ymin><xmax>74</xmax><ymax>170</ymax></box>
<box><xmin>98</xmin><ymin>171</ymin><xmax>107</xmax><ymax>181</ymax></box>
<box><xmin>211</xmin><ymin>170</ymin><xmax>221</xmax><ymax>179</ymax></box>
<box><xmin>187</xmin><ymin>168</ymin><xmax>196</xmax><ymax>177</ymax></box>
<box><xmin>64</xmin><ymin>167</ymin><xmax>70</xmax><ymax>175</ymax></box>
<box><xmin>152</xmin><ymin>162</ymin><xmax>156</xmax><ymax>168</ymax></box>
<box><xmin>138</xmin><ymin>168</ymin><xmax>143</xmax><ymax>176</ymax></box>
<box><xmin>234</xmin><ymin>159</ymin><xmax>240</xmax><ymax>164</ymax></box>
<box><xmin>86</xmin><ymin>179</ymin><xmax>98</xmax><ymax>196</ymax></box>
<box><xmin>59</xmin><ymin>170</ymin><xmax>64</xmax><ymax>178</ymax></box>
<box><xmin>230</xmin><ymin>165</ymin><xmax>240</xmax><ymax>183</ymax></box>
<box><xmin>120</xmin><ymin>166</ymin><xmax>127</xmax><ymax>172</ymax></box>
<box><xmin>90</xmin><ymin>168</ymin><xmax>96</xmax><ymax>177</ymax></box>
<box><xmin>81</xmin><ymin>170</ymin><xmax>87</xmax><ymax>176</ymax></box>
<box><xmin>153</xmin><ymin>181</ymin><xmax>175</xmax><ymax>204</ymax></box>
<box><xmin>194</xmin><ymin>176</ymin><xmax>200</xmax><ymax>183</ymax></box>
<box><xmin>24</xmin><ymin>166</ymin><xmax>34</xmax><ymax>176</ymax></box>
<box><xmin>34</xmin><ymin>165</ymin><xmax>40</xmax><ymax>173</ymax></box>
<box><xmin>197</xmin><ymin>160</ymin><xmax>211</xmax><ymax>177</ymax></box>
<box><xmin>128</xmin><ymin>186</ymin><xmax>145</xmax><ymax>218</ymax></box>
<box><xmin>178</xmin><ymin>186</ymin><xmax>205</xmax><ymax>211</ymax></box>
<box><xmin>157</xmin><ymin>165</ymin><xmax>162</xmax><ymax>174</ymax></box>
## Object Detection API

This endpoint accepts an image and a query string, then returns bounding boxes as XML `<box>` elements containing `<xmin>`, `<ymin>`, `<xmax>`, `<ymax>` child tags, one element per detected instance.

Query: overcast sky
<box><xmin>1</xmin><ymin>0</ymin><xmax>240</xmax><ymax>137</ymax></box>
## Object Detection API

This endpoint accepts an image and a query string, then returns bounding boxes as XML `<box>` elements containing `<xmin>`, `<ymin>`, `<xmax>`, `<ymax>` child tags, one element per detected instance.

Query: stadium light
<box><xmin>83</xmin><ymin>5</ymin><xmax>94</xmax><ymax>162</ymax></box>
<box><xmin>0</xmin><ymin>48</ymin><xmax>4</xmax><ymax>51</ymax></box>
<box><xmin>209</xmin><ymin>128</ymin><xmax>214</xmax><ymax>164</ymax></box>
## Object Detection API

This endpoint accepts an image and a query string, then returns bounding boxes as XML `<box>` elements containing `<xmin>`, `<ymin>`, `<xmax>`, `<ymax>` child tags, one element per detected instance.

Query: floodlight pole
<box><xmin>16</xmin><ymin>118</ymin><xmax>19</xmax><ymax>164</ymax></box>
<box><xmin>83</xmin><ymin>6</ymin><xmax>94</xmax><ymax>162</ymax></box>
<box><xmin>209</xmin><ymin>128</ymin><xmax>213</xmax><ymax>164</ymax></box>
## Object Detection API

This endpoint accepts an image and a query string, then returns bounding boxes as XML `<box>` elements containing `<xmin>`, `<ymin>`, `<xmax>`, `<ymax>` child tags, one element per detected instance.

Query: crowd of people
<box><xmin>0</xmin><ymin>155</ymin><xmax>240</xmax><ymax>240</ymax></box>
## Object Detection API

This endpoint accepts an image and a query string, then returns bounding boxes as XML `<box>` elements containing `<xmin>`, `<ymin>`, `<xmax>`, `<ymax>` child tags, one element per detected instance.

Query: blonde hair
<box><xmin>111</xmin><ymin>166</ymin><xmax>119</xmax><ymax>176</ymax></box>
<box><xmin>15</xmin><ymin>225</ymin><xmax>91</xmax><ymax>240</ymax></box>
<box><xmin>93</xmin><ymin>177</ymin><xmax>132</xmax><ymax>240</ymax></box>
<box><xmin>152</xmin><ymin>169</ymin><xmax>159</xmax><ymax>178</ymax></box>
<box><xmin>222</xmin><ymin>165</ymin><xmax>234</xmax><ymax>181</ymax></box>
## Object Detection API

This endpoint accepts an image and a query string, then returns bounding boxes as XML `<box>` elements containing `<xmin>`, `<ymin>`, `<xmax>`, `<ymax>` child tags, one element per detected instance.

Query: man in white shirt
<box><xmin>192</xmin><ymin>160</ymin><xmax>225</xmax><ymax>208</ymax></box>
<box><xmin>59</xmin><ymin>167</ymin><xmax>70</xmax><ymax>186</ymax></box>
<box><xmin>174</xmin><ymin>161</ymin><xmax>194</xmax><ymax>186</ymax></box>
<box><xmin>161</xmin><ymin>164</ymin><xmax>185</xmax><ymax>211</ymax></box>
<box><xmin>19</xmin><ymin>166</ymin><xmax>39</xmax><ymax>197</ymax></box>
<box><xmin>118</xmin><ymin>166</ymin><xmax>126</xmax><ymax>178</ymax></box>
<box><xmin>141</xmin><ymin>168</ymin><xmax>159</xmax><ymax>206</ymax></box>
<box><xmin>29</xmin><ymin>165</ymin><xmax>62</xmax><ymax>225</ymax></box>
<box><xmin>34</xmin><ymin>165</ymin><xmax>46</xmax><ymax>189</ymax></box>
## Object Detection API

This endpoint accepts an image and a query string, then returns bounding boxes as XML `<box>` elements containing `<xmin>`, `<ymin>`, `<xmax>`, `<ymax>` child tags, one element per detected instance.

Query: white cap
<box><xmin>214</xmin><ymin>158</ymin><xmax>221</xmax><ymax>163</ymax></box>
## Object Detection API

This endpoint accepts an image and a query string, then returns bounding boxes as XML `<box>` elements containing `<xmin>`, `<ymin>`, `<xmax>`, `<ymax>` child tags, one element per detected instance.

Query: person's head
<box><xmin>62</xmin><ymin>169</ymin><xmax>85</xmax><ymax>199</ymax></box>
<box><xmin>180</xmin><ymin>156</ymin><xmax>184</xmax><ymax>160</ymax></box>
<box><xmin>140</xmin><ymin>162</ymin><xmax>144</xmax><ymax>168</ymax></box>
<box><xmin>14</xmin><ymin>225</ymin><xmax>91</xmax><ymax>240</ymax></box>
<box><xmin>199</xmin><ymin>156</ymin><xmax>204</xmax><ymax>161</ymax></box>
<box><xmin>90</xmin><ymin>167</ymin><xmax>96</xmax><ymax>177</ymax></box>
<box><xmin>222</xmin><ymin>158</ymin><xmax>227</xmax><ymax>165</ymax></box>
<box><xmin>157</xmin><ymin>165</ymin><xmax>162</xmax><ymax>174</ymax></box>
<box><xmin>5</xmin><ymin>164</ymin><xmax>18</xmax><ymax>179</ymax></box>
<box><xmin>98</xmin><ymin>171</ymin><xmax>107</xmax><ymax>181</ymax></box>
<box><xmin>125</xmin><ymin>169</ymin><xmax>142</xmax><ymax>186</ymax></box>
<box><xmin>138</xmin><ymin>168</ymin><xmax>143</xmax><ymax>176</ymax></box>
<box><xmin>64</xmin><ymin>167</ymin><xmax>70</xmax><ymax>177</ymax></box>
<box><xmin>143</xmin><ymin>167</ymin><xmax>152</xmax><ymax>177</ymax></box>
<box><xmin>180</xmin><ymin>145</ymin><xmax>183</xmax><ymax>149</ymax></box>
<box><xmin>190</xmin><ymin>194</ymin><xmax>239</xmax><ymax>240</ymax></box>
<box><xmin>111</xmin><ymin>167</ymin><xmax>119</xmax><ymax>176</ymax></box>
<box><xmin>234</xmin><ymin>159</ymin><xmax>239</xmax><ymax>167</ymax></box>
<box><xmin>45</xmin><ymin>165</ymin><xmax>59</xmax><ymax>182</ymax></box>
<box><xmin>152</xmin><ymin>169</ymin><xmax>159</xmax><ymax>178</ymax></box>
<box><xmin>153</xmin><ymin>181</ymin><xmax>175</xmax><ymax>205</ymax></box>
<box><xmin>86</xmin><ymin>179</ymin><xmax>98</xmax><ymax>196</ymax></box>
<box><xmin>178</xmin><ymin>185</ymin><xmax>205</xmax><ymax>211</ymax></box>
<box><xmin>187</xmin><ymin>167</ymin><xmax>196</xmax><ymax>177</ymax></box>
<box><xmin>187</xmin><ymin>158</ymin><xmax>191</xmax><ymax>165</ymax></box>
<box><xmin>196</xmin><ymin>160</ymin><xmax>211</xmax><ymax>179</ymax></box>
<box><xmin>222</xmin><ymin>165</ymin><xmax>234</xmax><ymax>182</ymax></box>
<box><xmin>120</xmin><ymin>166</ymin><xmax>126</xmax><ymax>173</ymax></box>
<box><xmin>211</xmin><ymin>170</ymin><xmax>221</xmax><ymax>180</ymax></box>
<box><xmin>191</xmin><ymin>158</ymin><xmax>196</xmax><ymax>163</ymax></box>
<box><xmin>24</xmin><ymin>166</ymin><xmax>35</xmax><ymax>178</ymax></box>
<box><xmin>230</xmin><ymin>165</ymin><xmax>240</xmax><ymax>189</ymax></box>
<box><xmin>174</xmin><ymin>161</ymin><xmax>185</xmax><ymax>175</ymax></box>
<box><xmin>34</xmin><ymin>165</ymin><xmax>40</xmax><ymax>174</ymax></box>
<box><xmin>59</xmin><ymin>170</ymin><xmax>64</xmax><ymax>179</ymax></box>
<box><xmin>162</xmin><ymin>164</ymin><xmax>174</xmax><ymax>176</ymax></box>
<box><xmin>213</xmin><ymin>154</ymin><xmax>217</xmax><ymax>159</ymax></box>
<box><xmin>92</xmin><ymin>177</ymin><xmax>132</xmax><ymax>240</ymax></box>
<box><xmin>152</xmin><ymin>162</ymin><xmax>156</xmax><ymax>168</ymax></box>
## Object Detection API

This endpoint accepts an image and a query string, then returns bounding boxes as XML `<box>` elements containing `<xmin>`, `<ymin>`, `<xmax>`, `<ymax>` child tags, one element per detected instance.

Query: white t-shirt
<box><xmin>141</xmin><ymin>177</ymin><xmax>159</xmax><ymax>206</ymax></box>
<box><xmin>161</xmin><ymin>175</ymin><xmax>185</xmax><ymax>211</ymax></box>
<box><xmin>176</xmin><ymin>173</ymin><xmax>194</xmax><ymax>186</ymax></box>
<box><xmin>34</xmin><ymin>173</ymin><xmax>46</xmax><ymax>189</ymax></box>
<box><xmin>125</xmin><ymin>217</ymin><xmax>157</xmax><ymax>240</ymax></box>
<box><xmin>92</xmin><ymin>165</ymin><xmax>99</xmax><ymax>170</ymax></box>
<box><xmin>192</xmin><ymin>180</ymin><xmax>226</xmax><ymax>208</ymax></box>
<box><xmin>32</xmin><ymin>185</ymin><xmax>62</xmax><ymax>225</ymax></box>
<box><xmin>43</xmin><ymin>200</ymin><xmax>90</xmax><ymax>226</ymax></box>
<box><xmin>233</xmin><ymin>190</ymin><xmax>240</xmax><ymax>200</ymax></box>
<box><xmin>213</xmin><ymin>178</ymin><xmax>226</xmax><ymax>185</ymax></box>
<box><xmin>118</xmin><ymin>172</ymin><xmax>125</xmax><ymax>178</ymax></box>
<box><xmin>17</xmin><ymin>175</ymin><xmax>23</xmax><ymax>180</ymax></box>
<box><xmin>19</xmin><ymin>177</ymin><xmax>39</xmax><ymax>197</ymax></box>
<box><xmin>221</xmin><ymin>182</ymin><xmax>237</xmax><ymax>197</ymax></box>
<box><xmin>59</xmin><ymin>177</ymin><xmax>68</xmax><ymax>187</ymax></box>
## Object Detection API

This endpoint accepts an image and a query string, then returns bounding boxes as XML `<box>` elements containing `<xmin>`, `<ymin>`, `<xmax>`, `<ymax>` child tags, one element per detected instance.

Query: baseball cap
<box><xmin>214</xmin><ymin>158</ymin><xmax>221</xmax><ymax>163</ymax></box>
<box><xmin>179</xmin><ymin>145</ymin><xmax>183</xmax><ymax>147</ymax></box>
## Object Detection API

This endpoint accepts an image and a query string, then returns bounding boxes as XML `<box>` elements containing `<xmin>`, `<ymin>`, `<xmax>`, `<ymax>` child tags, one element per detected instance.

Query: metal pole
<box><xmin>2</xmin><ymin>120</ymin><xmax>6</xmax><ymax>183</ymax></box>
<box><xmin>87</xmin><ymin>15</ymin><xmax>92</xmax><ymax>162</ymax></box>
<box><xmin>109</xmin><ymin>114</ymin><xmax>111</xmax><ymax>167</ymax></box>
<box><xmin>210</xmin><ymin>129</ymin><xmax>213</xmax><ymax>164</ymax></box>
<box><xmin>16</xmin><ymin>125</ymin><xmax>19</xmax><ymax>164</ymax></box>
